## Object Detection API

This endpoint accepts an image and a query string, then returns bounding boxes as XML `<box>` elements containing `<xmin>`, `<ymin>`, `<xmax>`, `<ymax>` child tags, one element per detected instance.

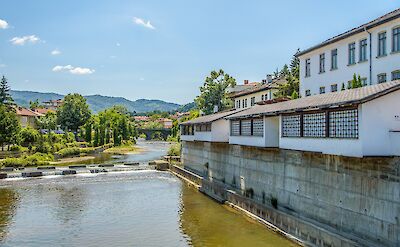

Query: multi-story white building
<box><xmin>230</xmin><ymin>77</ymin><xmax>285</xmax><ymax>109</ymax></box>
<box><xmin>297</xmin><ymin>8</ymin><xmax>400</xmax><ymax>97</ymax></box>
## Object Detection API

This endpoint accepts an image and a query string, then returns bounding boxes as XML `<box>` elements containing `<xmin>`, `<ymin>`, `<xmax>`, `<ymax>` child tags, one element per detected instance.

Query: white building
<box><xmin>297</xmin><ymin>8</ymin><xmax>400</xmax><ymax>97</ymax></box>
<box><xmin>226</xmin><ymin>81</ymin><xmax>400</xmax><ymax>157</ymax></box>
<box><xmin>230</xmin><ymin>77</ymin><xmax>285</xmax><ymax>109</ymax></box>
<box><xmin>180</xmin><ymin>109</ymin><xmax>244</xmax><ymax>143</ymax></box>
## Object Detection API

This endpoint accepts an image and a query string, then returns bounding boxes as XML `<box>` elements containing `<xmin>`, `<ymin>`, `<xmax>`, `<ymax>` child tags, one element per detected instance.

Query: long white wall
<box><xmin>299</xmin><ymin>18</ymin><xmax>400</xmax><ymax>97</ymax></box>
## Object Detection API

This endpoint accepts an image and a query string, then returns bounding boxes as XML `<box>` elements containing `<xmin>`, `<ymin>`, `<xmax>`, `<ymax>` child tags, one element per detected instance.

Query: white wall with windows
<box><xmin>234</xmin><ymin>88</ymin><xmax>278</xmax><ymax>109</ymax></box>
<box><xmin>229</xmin><ymin>116</ymin><xmax>279</xmax><ymax>147</ymax></box>
<box><xmin>279</xmin><ymin>90</ymin><xmax>400</xmax><ymax>157</ymax></box>
<box><xmin>299</xmin><ymin>18</ymin><xmax>400</xmax><ymax>97</ymax></box>
<box><xmin>181</xmin><ymin>119</ymin><xmax>232</xmax><ymax>143</ymax></box>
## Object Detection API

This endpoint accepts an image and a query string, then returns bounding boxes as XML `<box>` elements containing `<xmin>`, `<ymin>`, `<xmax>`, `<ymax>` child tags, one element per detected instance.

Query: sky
<box><xmin>0</xmin><ymin>1</ymin><xmax>398</xmax><ymax>104</ymax></box>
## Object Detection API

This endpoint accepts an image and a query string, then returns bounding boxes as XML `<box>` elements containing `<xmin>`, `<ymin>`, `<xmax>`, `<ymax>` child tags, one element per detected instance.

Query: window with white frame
<box><xmin>348</xmin><ymin>42</ymin><xmax>356</xmax><ymax>65</ymax></box>
<box><xmin>231</xmin><ymin>120</ymin><xmax>240</xmax><ymax>136</ymax></box>
<box><xmin>392</xmin><ymin>70</ymin><xmax>400</xmax><ymax>81</ymax></box>
<box><xmin>331</xmin><ymin>49</ymin><xmax>338</xmax><ymax>70</ymax></box>
<box><xmin>241</xmin><ymin>119</ymin><xmax>252</xmax><ymax>136</ymax></box>
<box><xmin>393</xmin><ymin>27</ymin><xmax>400</xmax><ymax>53</ymax></box>
<box><xmin>305</xmin><ymin>58</ymin><xmax>311</xmax><ymax>77</ymax></box>
<box><xmin>250</xmin><ymin>97</ymin><xmax>255</xmax><ymax>106</ymax></box>
<box><xmin>282</xmin><ymin>115</ymin><xmax>301</xmax><ymax>137</ymax></box>
<box><xmin>303</xmin><ymin>113</ymin><xmax>326</xmax><ymax>137</ymax></box>
<box><xmin>331</xmin><ymin>84</ymin><xmax>338</xmax><ymax>92</ymax></box>
<box><xmin>329</xmin><ymin>109</ymin><xmax>358</xmax><ymax>138</ymax></box>
<box><xmin>359</xmin><ymin>39</ymin><xmax>367</xmax><ymax>62</ymax></box>
<box><xmin>252</xmin><ymin>118</ymin><xmax>264</xmax><ymax>136</ymax></box>
<box><xmin>378</xmin><ymin>32</ymin><xmax>387</xmax><ymax>57</ymax></box>
<box><xmin>377</xmin><ymin>73</ymin><xmax>387</xmax><ymax>83</ymax></box>
<box><xmin>319</xmin><ymin>53</ymin><xmax>325</xmax><ymax>73</ymax></box>
<box><xmin>320</xmin><ymin>86</ymin><xmax>325</xmax><ymax>94</ymax></box>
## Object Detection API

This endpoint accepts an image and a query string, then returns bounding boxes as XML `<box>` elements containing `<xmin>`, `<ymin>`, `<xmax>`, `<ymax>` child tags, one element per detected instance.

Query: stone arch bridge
<box><xmin>137</xmin><ymin>128</ymin><xmax>172</xmax><ymax>140</ymax></box>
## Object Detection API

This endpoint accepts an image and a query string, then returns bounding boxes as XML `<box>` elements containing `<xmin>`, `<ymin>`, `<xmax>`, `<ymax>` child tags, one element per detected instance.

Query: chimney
<box><xmin>213</xmin><ymin>105</ymin><xmax>219</xmax><ymax>113</ymax></box>
<box><xmin>244</xmin><ymin>79</ymin><xmax>249</xmax><ymax>85</ymax></box>
<box><xmin>266</xmin><ymin>74</ymin><xmax>273</xmax><ymax>83</ymax></box>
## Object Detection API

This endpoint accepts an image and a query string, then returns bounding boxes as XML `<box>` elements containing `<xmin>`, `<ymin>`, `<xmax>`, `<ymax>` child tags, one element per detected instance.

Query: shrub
<box><xmin>0</xmin><ymin>153</ymin><xmax>54</xmax><ymax>167</ymax></box>
<box><xmin>167</xmin><ymin>143</ymin><xmax>181</xmax><ymax>156</ymax></box>
<box><xmin>9</xmin><ymin>145</ymin><xmax>22</xmax><ymax>152</ymax></box>
<box><xmin>55</xmin><ymin>147</ymin><xmax>80</xmax><ymax>157</ymax></box>
<box><xmin>19</xmin><ymin>127</ymin><xmax>39</xmax><ymax>147</ymax></box>
<box><xmin>35</xmin><ymin>142</ymin><xmax>52</xmax><ymax>153</ymax></box>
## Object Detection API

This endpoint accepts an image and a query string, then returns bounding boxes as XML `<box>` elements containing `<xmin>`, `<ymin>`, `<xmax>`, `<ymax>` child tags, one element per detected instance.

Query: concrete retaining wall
<box><xmin>181</xmin><ymin>141</ymin><xmax>400</xmax><ymax>247</ymax></box>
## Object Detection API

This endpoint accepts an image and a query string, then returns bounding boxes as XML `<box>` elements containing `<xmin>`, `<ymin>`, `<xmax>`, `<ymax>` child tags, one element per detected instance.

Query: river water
<box><xmin>0</xmin><ymin>141</ymin><xmax>296</xmax><ymax>247</ymax></box>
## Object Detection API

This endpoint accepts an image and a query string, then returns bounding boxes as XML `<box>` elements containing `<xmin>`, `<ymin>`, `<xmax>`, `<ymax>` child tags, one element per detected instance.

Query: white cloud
<box><xmin>139</xmin><ymin>77</ymin><xmax>145</xmax><ymax>81</ymax></box>
<box><xmin>51</xmin><ymin>49</ymin><xmax>61</xmax><ymax>55</ymax></box>
<box><xmin>10</xmin><ymin>35</ymin><xmax>40</xmax><ymax>45</ymax></box>
<box><xmin>116</xmin><ymin>42</ymin><xmax>121</xmax><ymax>46</ymax></box>
<box><xmin>0</xmin><ymin>19</ymin><xmax>9</xmax><ymax>29</ymax></box>
<box><xmin>110</xmin><ymin>55</ymin><xmax>117</xmax><ymax>59</ymax></box>
<box><xmin>52</xmin><ymin>65</ymin><xmax>94</xmax><ymax>75</ymax></box>
<box><xmin>0</xmin><ymin>64</ymin><xmax>6</xmax><ymax>68</ymax></box>
<box><xmin>133</xmin><ymin>17</ymin><xmax>155</xmax><ymax>30</ymax></box>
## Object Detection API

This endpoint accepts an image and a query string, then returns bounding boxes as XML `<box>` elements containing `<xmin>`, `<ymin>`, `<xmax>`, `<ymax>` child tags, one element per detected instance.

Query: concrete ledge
<box><xmin>124</xmin><ymin>162</ymin><xmax>139</xmax><ymax>166</ymax></box>
<box><xmin>0</xmin><ymin>167</ymin><xmax>14</xmax><ymax>172</ymax></box>
<box><xmin>22</xmin><ymin>171</ymin><xmax>43</xmax><ymax>177</ymax></box>
<box><xmin>69</xmin><ymin>165</ymin><xmax>87</xmax><ymax>169</ymax></box>
<box><xmin>99</xmin><ymin>164</ymin><xmax>114</xmax><ymax>167</ymax></box>
<box><xmin>37</xmin><ymin>166</ymin><xmax>56</xmax><ymax>170</ymax></box>
<box><xmin>150</xmin><ymin>160</ymin><xmax>169</xmax><ymax>171</ymax></box>
<box><xmin>62</xmin><ymin>170</ymin><xmax>77</xmax><ymax>175</ymax></box>
<box><xmin>0</xmin><ymin>173</ymin><xmax>7</xmax><ymax>179</ymax></box>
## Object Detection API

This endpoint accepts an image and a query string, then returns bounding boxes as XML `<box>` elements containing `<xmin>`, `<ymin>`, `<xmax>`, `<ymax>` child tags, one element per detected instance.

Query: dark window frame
<box><xmin>378</xmin><ymin>32</ymin><xmax>387</xmax><ymax>57</ymax></box>
<box><xmin>331</xmin><ymin>49</ymin><xmax>338</xmax><ymax>70</ymax></box>
<box><xmin>319</xmin><ymin>53</ymin><xmax>325</xmax><ymax>73</ymax></box>
<box><xmin>359</xmin><ymin>39</ymin><xmax>368</xmax><ymax>62</ymax></box>
<box><xmin>348</xmin><ymin>42</ymin><xmax>356</xmax><ymax>65</ymax></box>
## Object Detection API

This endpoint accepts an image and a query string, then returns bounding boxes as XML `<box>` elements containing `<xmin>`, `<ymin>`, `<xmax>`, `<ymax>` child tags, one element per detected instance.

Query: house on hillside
<box><xmin>180</xmin><ymin>109</ymin><xmax>244</xmax><ymax>143</ymax></box>
<box><xmin>230</xmin><ymin>77</ymin><xmax>286</xmax><ymax>109</ymax></box>
<box><xmin>297</xmin><ymin>8</ymin><xmax>400</xmax><ymax>97</ymax></box>
<box><xmin>42</xmin><ymin>99</ymin><xmax>63</xmax><ymax>110</ymax></box>
<box><xmin>15</xmin><ymin>107</ymin><xmax>44</xmax><ymax>128</ymax></box>
<box><xmin>226</xmin><ymin>80</ymin><xmax>400</xmax><ymax>157</ymax></box>
<box><xmin>158</xmin><ymin>118</ymin><xmax>173</xmax><ymax>129</ymax></box>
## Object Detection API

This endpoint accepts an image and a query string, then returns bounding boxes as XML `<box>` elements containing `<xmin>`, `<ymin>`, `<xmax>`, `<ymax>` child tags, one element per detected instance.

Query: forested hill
<box><xmin>10</xmin><ymin>90</ymin><xmax>181</xmax><ymax>113</ymax></box>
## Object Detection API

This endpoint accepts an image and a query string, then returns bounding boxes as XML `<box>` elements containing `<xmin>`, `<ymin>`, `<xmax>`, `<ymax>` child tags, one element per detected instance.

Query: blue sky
<box><xmin>0</xmin><ymin>1</ymin><xmax>398</xmax><ymax>104</ymax></box>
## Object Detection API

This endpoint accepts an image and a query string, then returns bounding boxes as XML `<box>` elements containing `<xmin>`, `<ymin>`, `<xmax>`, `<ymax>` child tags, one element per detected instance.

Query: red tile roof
<box><xmin>15</xmin><ymin>107</ymin><xmax>44</xmax><ymax>117</ymax></box>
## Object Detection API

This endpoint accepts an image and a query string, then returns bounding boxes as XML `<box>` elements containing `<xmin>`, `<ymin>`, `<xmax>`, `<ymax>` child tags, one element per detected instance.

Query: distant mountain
<box><xmin>177</xmin><ymin>102</ymin><xmax>196</xmax><ymax>112</ymax></box>
<box><xmin>10</xmin><ymin>90</ymin><xmax>181</xmax><ymax>113</ymax></box>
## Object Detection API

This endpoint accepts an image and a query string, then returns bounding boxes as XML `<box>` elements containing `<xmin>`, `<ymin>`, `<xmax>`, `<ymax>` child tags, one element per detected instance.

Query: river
<box><xmin>0</xmin><ymin>141</ymin><xmax>296</xmax><ymax>247</ymax></box>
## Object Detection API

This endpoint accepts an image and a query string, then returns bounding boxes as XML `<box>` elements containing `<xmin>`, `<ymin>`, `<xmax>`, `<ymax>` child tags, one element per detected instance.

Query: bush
<box><xmin>19</xmin><ymin>127</ymin><xmax>39</xmax><ymax>147</ymax></box>
<box><xmin>166</xmin><ymin>135</ymin><xmax>178</xmax><ymax>142</ymax></box>
<box><xmin>35</xmin><ymin>142</ymin><xmax>52</xmax><ymax>153</ymax></box>
<box><xmin>0</xmin><ymin>153</ymin><xmax>54</xmax><ymax>167</ymax></box>
<box><xmin>9</xmin><ymin>145</ymin><xmax>22</xmax><ymax>152</ymax></box>
<box><xmin>167</xmin><ymin>143</ymin><xmax>181</xmax><ymax>156</ymax></box>
<box><xmin>55</xmin><ymin>147</ymin><xmax>80</xmax><ymax>157</ymax></box>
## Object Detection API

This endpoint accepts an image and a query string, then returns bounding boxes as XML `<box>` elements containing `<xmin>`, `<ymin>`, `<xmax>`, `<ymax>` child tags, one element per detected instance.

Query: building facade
<box><xmin>297</xmin><ymin>9</ymin><xmax>400</xmax><ymax>97</ymax></box>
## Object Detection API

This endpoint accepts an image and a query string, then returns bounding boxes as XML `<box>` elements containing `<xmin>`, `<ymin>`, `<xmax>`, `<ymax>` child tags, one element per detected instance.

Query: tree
<box><xmin>57</xmin><ymin>94</ymin><xmax>91</xmax><ymax>132</ymax></box>
<box><xmin>351</xmin><ymin>73</ymin><xmax>363</xmax><ymax>89</ymax></box>
<box><xmin>36</xmin><ymin>111</ymin><xmax>57</xmax><ymax>130</ymax></box>
<box><xmin>0</xmin><ymin>76</ymin><xmax>15</xmax><ymax>107</ymax></box>
<box><xmin>274</xmin><ymin>50</ymin><xmax>300</xmax><ymax>99</ymax></box>
<box><xmin>195</xmin><ymin>69</ymin><xmax>236</xmax><ymax>115</ymax></box>
<box><xmin>19</xmin><ymin>127</ymin><xmax>39</xmax><ymax>147</ymax></box>
<box><xmin>84</xmin><ymin>120</ymin><xmax>92</xmax><ymax>144</ymax></box>
<box><xmin>29</xmin><ymin>99</ymin><xmax>41</xmax><ymax>109</ymax></box>
<box><xmin>0</xmin><ymin>105</ymin><xmax>20</xmax><ymax>150</ymax></box>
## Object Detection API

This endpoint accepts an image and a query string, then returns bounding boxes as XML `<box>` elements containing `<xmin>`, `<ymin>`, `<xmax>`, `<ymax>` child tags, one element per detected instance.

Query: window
<box><xmin>196</xmin><ymin>124</ymin><xmax>211</xmax><ymax>132</ymax></box>
<box><xmin>231</xmin><ymin>120</ymin><xmax>240</xmax><ymax>136</ymax></box>
<box><xmin>241</xmin><ymin>119</ymin><xmax>252</xmax><ymax>136</ymax></box>
<box><xmin>242</xmin><ymin>99</ymin><xmax>245</xmax><ymax>108</ymax></box>
<box><xmin>182</xmin><ymin>125</ymin><xmax>194</xmax><ymax>135</ymax></box>
<box><xmin>303</xmin><ymin>113</ymin><xmax>326</xmax><ymax>137</ymax></box>
<box><xmin>361</xmin><ymin>78</ymin><xmax>368</xmax><ymax>86</ymax></box>
<box><xmin>392</xmin><ymin>70</ymin><xmax>400</xmax><ymax>80</ymax></box>
<box><xmin>331</xmin><ymin>84</ymin><xmax>338</xmax><ymax>92</ymax></box>
<box><xmin>393</xmin><ymin>27</ymin><xmax>400</xmax><ymax>52</ymax></box>
<box><xmin>348</xmin><ymin>43</ymin><xmax>356</xmax><ymax>65</ymax></box>
<box><xmin>305</xmin><ymin>58</ymin><xmax>311</xmax><ymax>77</ymax></box>
<box><xmin>377</xmin><ymin>73</ymin><xmax>387</xmax><ymax>83</ymax></box>
<box><xmin>236</xmin><ymin>100</ymin><xmax>240</xmax><ymax>109</ymax></box>
<box><xmin>378</xmin><ymin>32</ymin><xmax>387</xmax><ymax>57</ymax></box>
<box><xmin>359</xmin><ymin>39</ymin><xmax>367</xmax><ymax>62</ymax></box>
<box><xmin>245</xmin><ymin>99</ymin><xmax>248</xmax><ymax>107</ymax></box>
<box><xmin>331</xmin><ymin>49</ymin><xmax>338</xmax><ymax>70</ymax></box>
<box><xmin>319</xmin><ymin>86</ymin><xmax>325</xmax><ymax>94</ymax></box>
<box><xmin>250</xmin><ymin>97</ymin><xmax>255</xmax><ymax>106</ymax></box>
<box><xmin>319</xmin><ymin>53</ymin><xmax>325</xmax><ymax>73</ymax></box>
<box><xmin>329</xmin><ymin>109</ymin><xmax>359</xmax><ymax>138</ymax></box>
<box><xmin>305</xmin><ymin>90</ymin><xmax>311</xmax><ymax>97</ymax></box>
<box><xmin>282</xmin><ymin>115</ymin><xmax>301</xmax><ymax>137</ymax></box>
<box><xmin>261</xmin><ymin>95</ymin><xmax>264</xmax><ymax>101</ymax></box>
<box><xmin>252</xmin><ymin>118</ymin><xmax>264</xmax><ymax>136</ymax></box>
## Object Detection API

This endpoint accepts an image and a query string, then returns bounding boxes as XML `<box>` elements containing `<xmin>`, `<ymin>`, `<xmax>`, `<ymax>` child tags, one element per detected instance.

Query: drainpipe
<box><xmin>365</xmin><ymin>27</ymin><xmax>372</xmax><ymax>85</ymax></box>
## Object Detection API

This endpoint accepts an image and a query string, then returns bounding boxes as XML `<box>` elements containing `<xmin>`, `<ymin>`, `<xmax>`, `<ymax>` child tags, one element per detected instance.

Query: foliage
<box><xmin>351</xmin><ymin>73</ymin><xmax>363</xmax><ymax>89</ymax></box>
<box><xmin>195</xmin><ymin>69</ymin><xmax>236</xmax><ymax>115</ymax></box>
<box><xmin>36</xmin><ymin>111</ymin><xmax>57</xmax><ymax>130</ymax></box>
<box><xmin>341</xmin><ymin>83</ymin><xmax>346</xmax><ymax>91</ymax></box>
<box><xmin>57</xmin><ymin>93</ymin><xmax>91</xmax><ymax>131</ymax></box>
<box><xmin>0</xmin><ymin>153</ymin><xmax>54</xmax><ymax>167</ymax></box>
<box><xmin>29</xmin><ymin>99</ymin><xmax>42</xmax><ymax>109</ymax></box>
<box><xmin>274</xmin><ymin>49</ymin><xmax>300</xmax><ymax>99</ymax></box>
<box><xmin>55</xmin><ymin>147</ymin><xmax>80</xmax><ymax>158</ymax></box>
<box><xmin>167</xmin><ymin>143</ymin><xmax>181</xmax><ymax>156</ymax></box>
<box><xmin>0</xmin><ymin>76</ymin><xmax>15</xmax><ymax>107</ymax></box>
<box><xmin>19</xmin><ymin>127</ymin><xmax>39</xmax><ymax>147</ymax></box>
<box><xmin>0</xmin><ymin>105</ymin><xmax>20</xmax><ymax>150</ymax></box>
<box><xmin>176</xmin><ymin>102</ymin><xmax>196</xmax><ymax>113</ymax></box>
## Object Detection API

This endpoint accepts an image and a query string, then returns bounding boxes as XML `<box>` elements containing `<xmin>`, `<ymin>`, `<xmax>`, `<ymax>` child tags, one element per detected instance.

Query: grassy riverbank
<box><xmin>104</xmin><ymin>144</ymin><xmax>143</xmax><ymax>155</ymax></box>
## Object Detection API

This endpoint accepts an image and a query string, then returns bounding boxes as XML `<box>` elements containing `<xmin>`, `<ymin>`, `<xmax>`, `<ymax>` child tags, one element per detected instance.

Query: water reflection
<box><xmin>0</xmin><ymin>188</ymin><xmax>19</xmax><ymax>242</ymax></box>
<box><xmin>180</xmin><ymin>184</ymin><xmax>297</xmax><ymax>247</ymax></box>
<box><xmin>53</xmin><ymin>186</ymin><xmax>87</xmax><ymax>224</ymax></box>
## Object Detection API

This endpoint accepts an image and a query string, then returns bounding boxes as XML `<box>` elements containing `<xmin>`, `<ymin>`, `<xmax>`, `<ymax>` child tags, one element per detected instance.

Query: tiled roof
<box><xmin>297</xmin><ymin>8</ymin><xmax>400</xmax><ymax>56</ymax></box>
<box><xmin>230</xmin><ymin>78</ymin><xmax>286</xmax><ymax>98</ymax></box>
<box><xmin>15</xmin><ymin>107</ymin><xmax>44</xmax><ymax>117</ymax></box>
<box><xmin>181</xmin><ymin>109</ymin><xmax>245</xmax><ymax>125</ymax></box>
<box><xmin>227</xmin><ymin>80</ymin><xmax>400</xmax><ymax>119</ymax></box>
<box><xmin>33</xmin><ymin>108</ymin><xmax>55</xmax><ymax>115</ymax></box>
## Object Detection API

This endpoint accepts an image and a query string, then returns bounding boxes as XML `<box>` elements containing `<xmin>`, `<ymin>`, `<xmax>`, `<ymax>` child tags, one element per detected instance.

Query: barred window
<box><xmin>303</xmin><ymin>113</ymin><xmax>326</xmax><ymax>137</ymax></box>
<box><xmin>241</xmin><ymin>119</ymin><xmax>252</xmax><ymax>136</ymax></box>
<box><xmin>206</xmin><ymin>124</ymin><xmax>211</xmax><ymax>132</ymax></box>
<box><xmin>329</xmin><ymin>109</ymin><xmax>358</xmax><ymax>138</ymax></box>
<box><xmin>282</xmin><ymin>115</ymin><xmax>301</xmax><ymax>137</ymax></box>
<box><xmin>252</xmin><ymin>118</ymin><xmax>264</xmax><ymax>136</ymax></box>
<box><xmin>231</xmin><ymin>120</ymin><xmax>240</xmax><ymax>136</ymax></box>
<box><xmin>195</xmin><ymin>125</ymin><xmax>201</xmax><ymax>131</ymax></box>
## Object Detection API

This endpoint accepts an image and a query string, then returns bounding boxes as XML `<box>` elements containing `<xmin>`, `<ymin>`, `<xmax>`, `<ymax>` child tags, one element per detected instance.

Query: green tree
<box><xmin>195</xmin><ymin>69</ymin><xmax>236</xmax><ymax>115</ymax></box>
<box><xmin>351</xmin><ymin>73</ymin><xmax>363</xmax><ymax>89</ymax></box>
<box><xmin>0</xmin><ymin>76</ymin><xmax>15</xmax><ymax>107</ymax></box>
<box><xmin>84</xmin><ymin>121</ymin><xmax>92</xmax><ymax>144</ymax></box>
<box><xmin>29</xmin><ymin>99</ymin><xmax>41</xmax><ymax>109</ymax></box>
<box><xmin>274</xmin><ymin>51</ymin><xmax>300</xmax><ymax>99</ymax></box>
<box><xmin>0</xmin><ymin>105</ymin><xmax>20</xmax><ymax>150</ymax></box>
<box><xmin>19</xmin><ymin>127</ymin><xmax>39</xmax><ymax>147</ymax></box>
<box><xmin>57</xmin><ymin>94</ymin><xmax>91</xmax><ymax>132</ymax></box>
<box><xmin>36</xmin><ymin>111</ymin><xmax>57</xmax><ymax>130</ymax></box>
